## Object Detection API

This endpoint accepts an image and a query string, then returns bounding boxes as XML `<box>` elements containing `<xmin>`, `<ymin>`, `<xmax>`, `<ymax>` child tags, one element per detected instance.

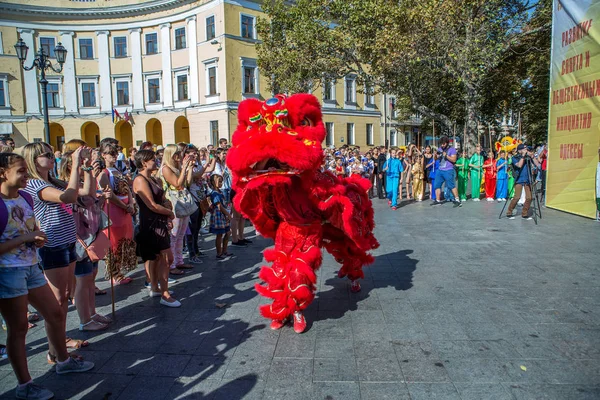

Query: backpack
<box><xmin>0</xmin><ymin>191</ymin><xmax>35</xmax><ymax>237</ymax></box>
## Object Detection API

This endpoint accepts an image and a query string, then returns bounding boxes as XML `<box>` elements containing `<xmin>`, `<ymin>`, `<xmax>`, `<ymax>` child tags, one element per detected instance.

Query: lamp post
<box><xmin>14</xmin><ymin>38</ymin><xmax>67</xmax><ymax>145</ymax></box>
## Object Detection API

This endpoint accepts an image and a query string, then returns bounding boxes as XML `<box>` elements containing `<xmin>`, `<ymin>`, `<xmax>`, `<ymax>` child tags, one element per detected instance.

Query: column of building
<box><xmin>129</xmin><ymin>28</ymin><xmax>144</xmax><ymax>111</ymax></box>
<box><xmin>96</xmin><ymin>31</ymin><xmax>112</xmax><ymax>113</ymax></box>
<box><xmin>186</xmin><ymin>16</ymin><xmax>199</xmax><ymax>105</ymax></box>
<box><xmin>160</xmin><ymin>23</ymin><xmax>173</xmax><ymax>109</ymax></box>
<box><xmin>59</xmin><ymin>31</ymin><xmax>78</xmax><ymax>114</ymax></box>
<box><xmin>16</xmin><ymin>28</ymin><xmax>40</xmax><ymax>115</ymax></box>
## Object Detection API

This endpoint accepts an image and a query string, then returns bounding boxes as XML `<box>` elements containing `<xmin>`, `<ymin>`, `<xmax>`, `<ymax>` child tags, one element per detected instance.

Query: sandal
<box><xmin>169</xmin><ymin>268</ymin><xmax>185</xmax><ymax>276</ymax></box>
<box><xmin>176</xmin><ymin>264</ymin><xmax>194</xmax><ymax>270</ymax></box>
<box><xmin>79</xmin><ymin>320</ymin><xmax>108</xmax><ymax>332</ymax></box>
<box><xmin>91</xmin><ymin>313</ymin><xmax>112</xmax><ymax>324</ymax></box>
<box><xmin>47</xmin><ymin>352</ymin><xmax>83</xmax><ymax>365</ymax></box>
<box><xmin>65</xmin><ymin>337</ymin><xmax>89</xmax><ymax>349</ymax></box>
<box><xmin>112</xmin><ymin>276</ymin><xmax>132</xmax><ymax>285</ymax></box>
<box><xmin>95</xmin><ymin>287</ymin><xmax>107</xmax><ymax>295</ymax></box>
<box><xmin>27</xmin><ymin>312</ymin><xmax>40</xmax><ymax>323</ymax></box>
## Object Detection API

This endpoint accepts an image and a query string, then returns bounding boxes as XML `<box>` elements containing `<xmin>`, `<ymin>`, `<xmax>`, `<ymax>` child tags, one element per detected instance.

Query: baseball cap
<box><xmin>517</xmin><ymin>144</ymin><xmax>526</xmax><ymax>151</ymax></box>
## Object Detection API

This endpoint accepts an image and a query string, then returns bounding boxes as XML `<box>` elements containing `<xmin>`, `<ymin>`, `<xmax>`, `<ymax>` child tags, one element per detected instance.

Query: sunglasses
<box><xmin>37</xmin><ymin>152</ymin><xmax>54</xmax><ymax>160</ymax></box>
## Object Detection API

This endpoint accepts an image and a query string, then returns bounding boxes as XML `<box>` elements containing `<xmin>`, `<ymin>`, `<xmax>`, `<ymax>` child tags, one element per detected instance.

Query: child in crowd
<box><xmin>209</xmin><ymin>174</ymin><xmax>233</xmax><ymax>260</ymax></box>
<box><xmin>334</xmin><ymin>157</ymin><xmax>345</xmax><ymax>177</ymax></box>
<box><xmin>411</xmin><ymin>154</ymin><xmax>424</xmax><ymax>201</ymax></box>
<box><xmin>456</xmin><ymin>151</ymin><xmax>469</xmax><ymax>202</ymax></box>
<box><xmin>483</xmin><ymin>150</ymin><xmax>497</xmax><ymax>201</ymax></box>
<box><xmin>0</xmin><ymin>153</ymin><xmax>94</xmax><ymax>400</ymax></box>
<box><xmin>383</xmin><ymin>148</ymin><xmax>403</xmax><ymax>210</ymax></box>
<box><xmin>496</xmin><ymin>150</ymin><xmax>508</xmax><ymax>201</ymax></box>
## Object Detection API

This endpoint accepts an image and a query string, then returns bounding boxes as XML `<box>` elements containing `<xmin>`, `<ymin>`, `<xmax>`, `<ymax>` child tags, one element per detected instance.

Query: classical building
<box><xmin>0</xmin><ymin>0</ymin><xmax>390</xmax><ymax>152</ymax></box>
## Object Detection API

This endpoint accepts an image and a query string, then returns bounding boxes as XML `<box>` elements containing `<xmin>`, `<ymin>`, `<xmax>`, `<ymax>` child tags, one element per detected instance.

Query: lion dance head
<box><xmin>227</xmin><ymin>94</ymin><xmax>326</xmax><ymax>191</ymax></box>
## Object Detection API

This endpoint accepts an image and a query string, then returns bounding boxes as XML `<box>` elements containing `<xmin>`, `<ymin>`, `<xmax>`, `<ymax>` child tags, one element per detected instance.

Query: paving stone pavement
<box><xmin>0</xmin><ymin>198</ymin><xmax>599</xmax><ymax>399</ymax></box>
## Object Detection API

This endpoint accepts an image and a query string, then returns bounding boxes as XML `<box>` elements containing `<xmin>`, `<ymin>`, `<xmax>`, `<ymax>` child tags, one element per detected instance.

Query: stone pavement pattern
<box><xmin>0</xmin><ymin>199</ymin><xmax>599</xmax><ymax>399</ymax></box>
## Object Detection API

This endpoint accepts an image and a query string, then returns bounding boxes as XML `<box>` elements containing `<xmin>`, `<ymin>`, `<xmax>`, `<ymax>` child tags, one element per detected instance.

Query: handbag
<box><xmin>77</xmin><ymin>231</ymin><xmax>110</xmax><ymax>262</ymax></box>
<box><xmin>167</xmin><ymin>188</ymin><xmax>198</xmax><ymax>218</ymax></box>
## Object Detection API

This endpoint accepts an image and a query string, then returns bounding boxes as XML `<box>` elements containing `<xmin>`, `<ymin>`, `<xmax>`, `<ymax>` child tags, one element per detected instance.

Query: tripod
<box><xmin>499</xmin><ymin>155</ymin><xmax>542</xmax><ymax>224</ymax></box>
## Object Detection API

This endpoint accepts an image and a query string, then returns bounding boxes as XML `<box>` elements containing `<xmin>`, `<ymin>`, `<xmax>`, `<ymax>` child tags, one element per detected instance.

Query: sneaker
<box><xmin>473</xmin><ymin>198</ymin><xmax>480</xmax><ymax>202</ymax></box>
<box><xmin>432</xmin><ymin>201</ymin><xmax>442</xmax><ymax>206</ymax></box>
<box><xmin>391</xmin><ymin>206</ymin><xmax>397</xmax><ymax>210</ymax></box>
<box><xmin>200</xmin><ymin>228</ymin><xmax>209</xmax><ymax>234</ymax></box>
<box><xmin>79</xmin><ymin>320</ymin><xmax>108</xmax><ymax>332</ymax></box>
<box><xmin>15</xmin><ymin>382</ymin><xmax>54</xmax><ymax>400</ymax></box>
<box><xmin>196</xmin><ymin>251</ymin><xmax>208</xmax><ymax>258</ymax></box>
<box><xmin>189</xmin><ymin>256</ymin><xmax>203</xmax><ymax>264</ymax></box>
<box><xmin>230</xmin><ymin>241</ymin><xmax>247</xmax><ymax>247</ymax></box>
<box><xmin>55</xmin><ymin>356</ymin><xmax>95</xmax><ymax>375</ymax></box>
<box><xmin>387</xmin><ymin>200</ymin><xmax>392</xmax><ymax>206</ymax></box>
<box><xmin>242</xmin><ymin>238</ymin><xmax>253</xmax><ymax>244</ymax></box>
<box><xmin>168</xmin><ymin>277</ymin><xmax>178</xmax><ymax>284</ymax></box>
<box><xmin>350</xmin><ymin>280</ymin><xmax>361</xmax><ymax>293</ymax></box>
<box><xmin>270</xmin><ymin>319</ymin><xmax>287</xmax><ymax>330</ymax></box>
<box><xmin>506</xmin><ymin>214</ymin><xmax>515</xmax><ymax>220</ymax></box>
<box><xmin>144</xmin><ymin>281</ymin><xmax>150</xmax><ymax>288</ymax></box>
<box><xmin>453</xmin><ymin>201</ymin><xmax>463</xmax><ymax>208</ymax></box>
<box><xmin>160</xmin><ymin>298</ymin><xmax>181</xmax><ymax>308</ymax></box>
<box><xmin>292</xmin><ymin>311</ymin><xmax>307</xmax><ymax>334</ymax></box>
<box><xmin>522</xmin><ymin>216</ymin><xmax>533</xmax><ymax>220</ymax></box>
<box><xmin>497</xmin><ymin>199</ymin><xmax>502</xmax><ymax>203</ymax></box>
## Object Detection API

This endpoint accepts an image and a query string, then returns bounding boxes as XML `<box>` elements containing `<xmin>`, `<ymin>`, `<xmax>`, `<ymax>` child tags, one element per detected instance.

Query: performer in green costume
<box><xmin>468</xmin><ymin>145</ymin><xmax>484</xmax><ymax>201</ymax></box>
<box><xmin>507</xmin><ymin>153</ymin><xmax>515</xmax><ymax>198</ymax></box>
<box><xmin>455</xmin><ymin>151</ymin><xmax>469</xmax><ymax>201</ymax></box>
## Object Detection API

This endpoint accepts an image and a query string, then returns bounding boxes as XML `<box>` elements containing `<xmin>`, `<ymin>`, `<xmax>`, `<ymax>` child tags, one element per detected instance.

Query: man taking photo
<box><xmin>506</xmin><ymin>143</ymin><xmax>541</xmax><ymax>220</ymax></box>
<box><xmin>433</xmin><ymin>136</ymin><xmax>462</xmax><ymax>207</ymax></box>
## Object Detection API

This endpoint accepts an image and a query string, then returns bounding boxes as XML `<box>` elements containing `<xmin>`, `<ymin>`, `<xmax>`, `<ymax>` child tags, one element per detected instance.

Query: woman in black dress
<box><xmin>132</xmin><ymin>150</ymin><xmax>180</xmax><ymax>308</ymax></box>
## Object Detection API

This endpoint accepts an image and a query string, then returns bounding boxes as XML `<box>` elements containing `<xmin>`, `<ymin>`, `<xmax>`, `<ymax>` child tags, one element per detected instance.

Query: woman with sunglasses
<box><xmin>22</xmin><ymin>142</ymin><xmax>97</xmax><ymax>351</ymax></box>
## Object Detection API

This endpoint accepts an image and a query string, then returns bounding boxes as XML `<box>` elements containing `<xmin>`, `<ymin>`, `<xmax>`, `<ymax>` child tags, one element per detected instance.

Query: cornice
<box><xmin>0</xmin><ymin>0</ymin><xmax>198</xmax><ymax>19</ymax></box>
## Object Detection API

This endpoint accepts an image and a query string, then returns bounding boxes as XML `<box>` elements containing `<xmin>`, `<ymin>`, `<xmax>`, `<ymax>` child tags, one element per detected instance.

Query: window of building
<box><xmin>365</xmin><ymin>84</ymin><xmax>375</xmax><ymax>105</ymax></box>
<box><xmin>208</xmin><ymin>66</ymin><xmax>217</xmax><ymax>96</ymax></box>
<box><xmin>40</xmin><ymin>37</ymin><xmax>56</xmax><ymax>58</ymax></box>
<box><xmin>148</xmin><ymin>78</ymin><xmax>160</xmax><ymax>103</ymax></box>
<box><xmin>0</xmin><ymin>32</ymin><xmax>4</xmax><ymax>55</ymax></box>
<box><xmin>116</xmin><ymin>81</ymin><xmax>129</xmax><ymax>105</ymax></box>
<box><xmin>346</xmin><ymin>123</ymin><xmax>355</xmax><ymax>145</ymax></box>
<box><xmin>241</xmin><ymin>15</ymin><xmax>255</xmax><ymax>39</ymax></box>
<box><xmin>206</xmin><ymin>16</ymin><xmax>215</xmax><ymax>40</ymax></box>
<box><xmin>175</xmin><ymin>27</ymin><xmax>186</xmax><ymax>50</ymax></box>
<box><xmin>81</xmin><ymin>82</ymin><xmax>96</xmax><ymax>107</ymax></box>
<box><xmin>210</xmin><ymin>120</ymin><xmax>219</xmax><ymax>146</ymax></box>
<box><xmin>177</xmin><ymin>75</ymin><xmax>188</xmax><ymax>100</ymax></box>
<box><xmin>46</xmin><ymin>83</ymin><xmax>60</xmax><ymax>108</ymax></box>
<box><xmin>79</xmin><ymin>38</ymin><xmax>93</xmax><ymax>59</ymax></box>
<box><xmin>0</xmin><ymin>81</ymin><xmax>6</xmax><ymax>107</ymax></box>
<box><xmin>345</xmin><ymin>77</ymin><xmax>356</xmax><ymax>103</ymax></box>
<box><xmin>323</xmin><ymin>80</ymin><xmax>335</xmax><ymax>101</ymax></box>
<box><xmin>366</xmin><ymin>123</ymin><xmax>374</xmax><ymax>146</ymax></box>
<box><xmin>390</xmin><ymin>130</ymin><xmax>397</xmax><ymax>146</ymax></box>
<box><xmin>145</xmin><ymin>33</ymin><xmax>158</xmax><ymax>55</ymax></box>
<box><xmin>114</xmin><ymin>37</ymin><xmax>127</xmax><ymax>57</ymax></box>
<box><xmin>243</xmin><ymin>67</ymin><xmax>256</xmax><ymax>94</ymax></box>
<box><xmin>325</xmin><ymin>122</ymin><xmax>334</xmax><ymax>147</ymax></box>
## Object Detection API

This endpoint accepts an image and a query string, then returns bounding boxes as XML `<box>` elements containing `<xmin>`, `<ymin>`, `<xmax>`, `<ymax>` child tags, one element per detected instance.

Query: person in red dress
<box><xmin>483</xmin><ymin>150</ymin><xmax>497</xmax><ymax>201</ymax></box>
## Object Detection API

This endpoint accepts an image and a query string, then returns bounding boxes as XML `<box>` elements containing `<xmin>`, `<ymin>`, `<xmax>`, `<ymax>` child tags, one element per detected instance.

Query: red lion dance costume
<box><xmin>227</xmin><ymin>94</ymin><xmax>379</xmax><ymax>333</ymax></box>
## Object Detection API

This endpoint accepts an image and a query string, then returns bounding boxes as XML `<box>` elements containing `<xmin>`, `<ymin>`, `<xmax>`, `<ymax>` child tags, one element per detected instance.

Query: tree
<box><xmin>257</xmin><ymin>0</ymin><xmax>550</xmax><ymax>148</ymax></box>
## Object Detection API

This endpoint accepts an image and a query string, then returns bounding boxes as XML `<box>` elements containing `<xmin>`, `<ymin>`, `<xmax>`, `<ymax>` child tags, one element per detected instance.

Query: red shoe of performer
<box><xmin>388</xmin><ymin>200</ymin><xmax>392</xmax><ymax>206</ymax></box>
<box><xmin>350</xmin><ymin>280</ymin><xmax>361</xmax><ymax>293</ymax></box>
<box><xmin>293</xmin><ymin>311</ymin><xmax>307</xmax><ymax>334</ymax></box>
<box><xmin>270</xmin><ymin>318</ymin><xmax>288</xmax><ymax>330</ymax></box>
<box><xmin>337</xmin><ymin>269</ymin><xmax>346</xmax><ymax>279</ymax></box>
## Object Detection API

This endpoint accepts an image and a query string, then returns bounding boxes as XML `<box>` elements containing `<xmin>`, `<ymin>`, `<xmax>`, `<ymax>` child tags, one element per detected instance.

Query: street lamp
<box><xmin>14</xmin><ymin>38</ymin><xmax>67</xmax><ymax>145</ymax></box>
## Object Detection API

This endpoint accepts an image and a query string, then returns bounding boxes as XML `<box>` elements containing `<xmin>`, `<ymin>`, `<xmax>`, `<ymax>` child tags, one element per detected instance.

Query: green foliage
<box><xmin>257</xmin><ymin>0</ymin><xmax>551</xmax><ymax>146</ymax></box>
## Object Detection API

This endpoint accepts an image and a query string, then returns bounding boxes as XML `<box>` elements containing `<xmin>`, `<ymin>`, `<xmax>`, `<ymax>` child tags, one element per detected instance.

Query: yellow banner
<box><xmin>547</xmin><ymin>0</ymin><xmax>600</xmax><ymax>219</ymax></box>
